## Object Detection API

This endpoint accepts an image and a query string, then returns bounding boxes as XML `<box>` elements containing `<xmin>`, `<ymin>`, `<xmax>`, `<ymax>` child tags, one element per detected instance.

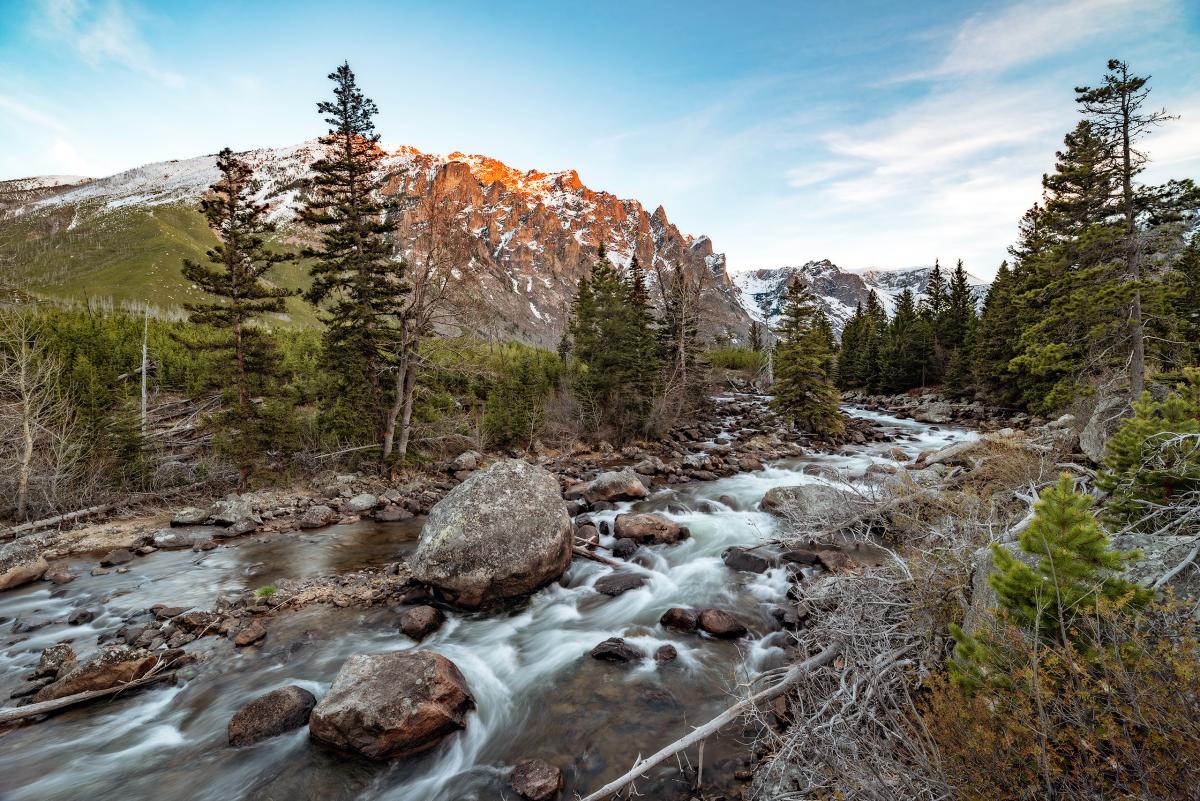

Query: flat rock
<box><xmin>374</xmin><ymin>506</ymin><xmax>413</xmax><ymax>522</ymax></box>
<box><xmin>33</xmin><ymin>645</ymin><xmax>158</xmax><ymax>702</ymax></box>
<box><xmin>722</xmin><ymin>547</ymin><xmax>770</xmax><ymax>573</ymax></box>
<box><xmin>152</xmin><ymin>526</ymin><xmax>224</xmax><ymax>549</ymax></box>
<box><xmin>583</xmin><ymin>469</ymin><xmax>649</xmax><ymax>504</ymax></box>
<box><xmin>233</xmin><ymin>621</ymin><xmax>267</xmax><ymax>647</ymax></box>
<box><xmin>228</xmin><ymin>685</ymin><xmax>316</xmax><ymax>746</ymax></box>
<box><xmin>171</xmin><ymin>507</ymin><xmax>210</xmax><ymax>526</ymax></box>
<box><xmin>309</xmin><ymin>651</ymin><xmax>474</xmax><ymax>760</ymax></box>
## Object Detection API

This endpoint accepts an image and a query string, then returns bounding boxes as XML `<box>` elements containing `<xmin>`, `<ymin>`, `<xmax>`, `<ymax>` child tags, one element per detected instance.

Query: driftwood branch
<box><xmin>578</xmin><ymin>641</ymin><xmax>842</xmax><ymax>801</ymax></box>
<box><xmin>0</xmin><ymin>671</ymin><xmax>176</xmax><ymax>725</ymax></box>
<box><xmin>572</xmin><ymin>545</ymin><xmax>626</xmax><ymax>569</ymax></box>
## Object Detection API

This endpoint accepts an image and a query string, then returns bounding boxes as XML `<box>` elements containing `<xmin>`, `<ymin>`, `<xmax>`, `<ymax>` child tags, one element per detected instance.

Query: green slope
<box><xmin>0</xmin><ymin>202</ymin><xmax>320</xmax><ymax>326</ymax></box>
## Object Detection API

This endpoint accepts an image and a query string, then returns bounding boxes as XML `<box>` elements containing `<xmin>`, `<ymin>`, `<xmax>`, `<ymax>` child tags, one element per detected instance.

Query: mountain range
<box><xmin>0</xmin><ymin>144</ymin><xmax>988</xmax><ymax>344</ymax></box>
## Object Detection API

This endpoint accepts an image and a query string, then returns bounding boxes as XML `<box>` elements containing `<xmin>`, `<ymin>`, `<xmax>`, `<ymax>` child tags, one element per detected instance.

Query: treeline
<box><xmin>837</xmin><ymin>60</ymin><xmax>1198</xmax><ymax>413</ymax></box>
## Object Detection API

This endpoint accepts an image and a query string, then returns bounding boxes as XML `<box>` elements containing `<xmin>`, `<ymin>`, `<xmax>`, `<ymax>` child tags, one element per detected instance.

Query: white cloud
<box><xmin>36</xmin><ymin>0</ymin><xmax>184</xmax><ymax>88</ymax></box>
<box><xmin>0</xmin><ymin>94</ymin><xmax>69</xmax><ymax>132</ymax></box>
<box><xmin>922</xmin><ymin>0</ymin><xmax>1179</xmax><ymax>78</ymax></box>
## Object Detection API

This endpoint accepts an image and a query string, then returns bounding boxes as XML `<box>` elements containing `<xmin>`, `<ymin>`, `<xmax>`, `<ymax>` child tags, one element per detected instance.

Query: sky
<box><xmin>0</xmin><ymin>0</ymin><xmax>1197</xmax><ymax>278</ymax></box>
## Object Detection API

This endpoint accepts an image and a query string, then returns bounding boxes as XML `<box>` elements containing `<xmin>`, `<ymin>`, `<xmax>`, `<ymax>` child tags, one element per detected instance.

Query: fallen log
<box><xmin>0</xmin><ymin>671</ymin><xmax>176</xmax><ymax>726</ymax></box>
<box><xmin>578</xmin><ymin>641</ymin><xmax>842</xmax><ymax>801</ymax></box>
<box><xmin>572</xmin><ymin>545</ymin><xmax>626</xmax><ymax>569</ymax></box>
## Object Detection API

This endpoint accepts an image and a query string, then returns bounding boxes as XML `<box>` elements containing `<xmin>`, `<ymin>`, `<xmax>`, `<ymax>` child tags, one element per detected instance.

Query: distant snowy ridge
<box><xmin>732</xmin><ymin>260</ymin><xmax>989</xmax><ymax>338</ymax></box>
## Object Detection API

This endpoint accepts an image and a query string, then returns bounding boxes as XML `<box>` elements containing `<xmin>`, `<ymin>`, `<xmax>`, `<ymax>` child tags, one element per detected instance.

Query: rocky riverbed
<box><xmin>0</xmin><ymin>395</ymin><xmax>983</xmax><ymax>801</ymax></box>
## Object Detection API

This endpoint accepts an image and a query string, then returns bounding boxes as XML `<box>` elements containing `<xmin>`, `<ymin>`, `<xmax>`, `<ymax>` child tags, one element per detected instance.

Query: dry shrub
<box><xmin>923</xmin><ymin>596</ymin><xmax>1200</xmax><ymax>801</ymax></box>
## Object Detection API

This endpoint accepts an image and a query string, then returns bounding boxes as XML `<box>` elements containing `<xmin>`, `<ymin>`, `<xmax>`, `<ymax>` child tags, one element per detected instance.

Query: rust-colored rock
<box><xmin>613</xmin><ymin>513</ymin><xmax>687</xmax><ymax>545</ymax></box>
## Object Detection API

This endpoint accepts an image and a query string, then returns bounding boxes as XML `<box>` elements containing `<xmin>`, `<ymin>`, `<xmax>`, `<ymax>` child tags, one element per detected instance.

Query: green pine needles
<box><xmin>770</xmin><ymin>280</ymin><xmax>844</xmax><ymax>436</ymax></box>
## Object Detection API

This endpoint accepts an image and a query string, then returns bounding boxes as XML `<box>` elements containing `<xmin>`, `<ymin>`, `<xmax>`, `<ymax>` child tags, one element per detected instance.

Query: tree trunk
<box><xmin>17</xmin><ymin>359</ymin><xmax>33</xmax><ymax>521</ymax></box>
<box><xmin>1120</xmin><ymin>93</ymin><xmax>1144</xmax><ymax>400</ymax></box>
<box><xmin>395</xmin><ymin>346</ymin><xmax>419</xmax><ymax>461</ymax></box>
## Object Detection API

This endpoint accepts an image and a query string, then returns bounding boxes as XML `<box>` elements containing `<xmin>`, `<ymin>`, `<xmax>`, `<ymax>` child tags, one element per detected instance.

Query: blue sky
<box><xmin>1</xmin><ymin>0</ymin><xmax>1197</xmax><ymax>277</ymax></box>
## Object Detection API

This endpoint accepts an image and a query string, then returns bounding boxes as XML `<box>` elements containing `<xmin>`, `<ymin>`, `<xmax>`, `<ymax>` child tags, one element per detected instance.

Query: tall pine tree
<box><xmin>771</xmin><ymin>280</ymin><xmax>844</xmax><ymax>436</ymax></box>
<box><xmin>301</xmin><ymin>63</ymin><xmax>408</xmax><ymax>445</ymax></box>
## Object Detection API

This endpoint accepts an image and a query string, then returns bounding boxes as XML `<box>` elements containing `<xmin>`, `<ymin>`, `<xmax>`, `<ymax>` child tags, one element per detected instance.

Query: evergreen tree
<box><xmin>182</xmin><ymin>147</ymin><xmax>297</xmax><ymax>482</ymax></box>
<box><xmin>880</xmin><ymin>289</ymin><xmax>928</xmax><ymax>392</ymax></box>
<box><xmin>974</xmin><ymin>262</ymin><xmax>1022</xmax><ymax>406</ymax></box>
<box><xmin>770</xmin><ymin>280</ymin><xmax>844</xmax><ymax>436</ymax></box>
<box><xmin>301</xmin><ymin>62</ymin><xmax>407</xmax><ymax>444</ymax></box>
<box><xmin>748</xmin><ymin>320</ymin><xmax>764</xmax><ymax>353</ymax></box>
<box><xmin>1164</xmin><ymin>237</ymin><xmax>1200</xmax><ymax>372</ymax></box>
<box><xmin>624</xmin><ymin>255</ymin><xmax>663</xmax><ymax>423</ymax></box>
<box><xmin>986</xmin><ymin>474</ymin><xmax>1149</xmax><ymax>644</ymax></box>
<box><xmin>922</xmin><ymin>259</ymin><xmax>949</xmax><ymax>320</ymax></box>
<box><xmin>835</xmin><ymin>302</ymin><xmax>864</xmax><ymax>388</ymax></box>
<box><xmin>945</xmin><ymin>259</ymin><xmax>977</xmax><ymax>345</ymax></box>
<box><xmin>1097</xmin><ymin>370</ymin><xmax>1200</xmax><ymax>528</ymax></box>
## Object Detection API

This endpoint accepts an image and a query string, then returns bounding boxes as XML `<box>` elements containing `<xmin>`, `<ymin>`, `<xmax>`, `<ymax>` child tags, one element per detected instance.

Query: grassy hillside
<box><xmin>0</xmin><ymin>202</ymin><xmax>320</xmax><ymax>326</ymax></box>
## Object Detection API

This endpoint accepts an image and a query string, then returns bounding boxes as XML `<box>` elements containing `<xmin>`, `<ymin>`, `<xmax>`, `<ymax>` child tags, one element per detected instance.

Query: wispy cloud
<box><xmin>919</xmin><ymin>0</ymin><xmax>1179</xmax><ymax>78</ymax></box>
<box><xmin>36</xmin><ymin>0</ymin><xmax>184</xmax><ymax>88</ymax></box>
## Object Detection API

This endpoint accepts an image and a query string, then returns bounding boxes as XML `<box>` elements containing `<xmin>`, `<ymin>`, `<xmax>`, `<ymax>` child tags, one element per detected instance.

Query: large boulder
<box><xmin>613</xmin><ymin>513</ymin><xmax>687</xmax><ymax>545</ymax></box>
<box><xmin>410</xmin><ymin>459</ymin><xmax>572</xmax><ymax>608</ymax></box>
<box><xmin>209</xmin><ymin>495</ymin><xmax>261</xmax><ymax>528</ymax></box>
<box><xmin>33</xmin><ymin>645</ymin><xmax>158</xmax><ymax>702</ymax></box>
<box><xmin>1081</xmin><ymin>394</ymin><xmax>1130</xmax><ymax>464</ymax></box>
<box><xmin>759</xmin><ymin>484</ymin><xmax>843</xmax><ymax>518</ymax></box>
<box><xmin>0</xmin><ymin>540</ymin><xmax>48</xmax><ymax>591</ymax></box>
<box><xmin>698</xmin><ymin>609</ymin><xmax>747</xmax><ymax>639</ymax></box>
<box><xmin>914</xmin><ymin>401</ymin><xmax>953</xmax><ymax>424</ymax></box>
<box><xmin>344</xmin><ymin>493</ymin><xmax>379</xmax><ymax>515</ymax></box>
<box><xmin>229</xmin><ymin>685</ymin><xmax>317</xmax><ymax>746</ymax></box>
<box><xmin>297</xmin><ymin>505</ymin><xmax>336</xmax><ymax>530</ymax></box>
<box><xmin>583</xmin><ymin>469</ymin><xmax>648</xmax><ymax>504</ymax></box>
<box><xmin>309</xmin><ymin>651</ymin><xmax>474</xmax><ymax>760</ymax></box>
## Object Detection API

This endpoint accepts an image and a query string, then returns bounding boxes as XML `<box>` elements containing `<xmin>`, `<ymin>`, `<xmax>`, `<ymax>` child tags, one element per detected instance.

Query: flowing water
<box><xmin>0</xmin><ymin>403</ymin><xmax>974</xmax><ymax>801</ymax></box>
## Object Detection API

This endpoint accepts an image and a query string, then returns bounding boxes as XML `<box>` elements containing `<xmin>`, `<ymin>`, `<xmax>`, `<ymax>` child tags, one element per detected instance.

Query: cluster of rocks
<box><xmin>844</xmin><ymin>391</ymin><xmax>1028</xmax><ymax>427</ymax></box>
<box><xmin>10</xmin><ymin>642</ymin><xmax>194</xmax><ymax>703</ymax></box>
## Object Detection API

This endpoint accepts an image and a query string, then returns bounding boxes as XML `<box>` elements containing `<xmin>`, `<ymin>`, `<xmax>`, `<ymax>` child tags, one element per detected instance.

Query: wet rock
<box><xmin>722</xmin><ymin>547</ymin><xmax>770</xmax><ymax>573</ymax></box>
<box><xmin>344</xmin><ymin>493</ymin><xmax>379</xmax><ymax>515</ymax></box>
<box><xmin>589</xmin><ymin>637</ymin><xmax>644</xmax><ymax>663</ymax></box>
<box><xmin>410</xmin><ymin>459</ymin><xmax>572</xmax><ymax>609</ymax></box>
<box><xmin>510</xmin><ymin>758</ymin><xmax>563</xmax><ymax>801</ymax></box>
<box><xmin>44</xmin><ymin>568</ymin><xmax>74</xmax><ymax>585</ymax></box>
<box><xmin>655</xmin><ymin>644</ymin><xmax>678</xmax><ymax>662</ymax></box>
<box><xmin>34</xmin><ymin>645</ymin><xmax>158</xmax><ymax>702</ymax></box>
<box><xmin>698</xmin><ymin>609</ymin><xmax>747</xmax><ymax>639</ymax></box>
<box><xmin>233</xmin><ymin>621</ymin><xmax>267</xmax><ymax>647</ymax></box>
<box><xmin>99</xmin><ymin>548</ymin><xmax>133</xmax><ymax>567</ymax></box>
<box><xmin>760</xmin><ymin>484</ymin><xmax>843</xmax><ymax>517</ymax></box>
<box><xmin>574</xmin><ymin>523</ymin><xmax>599</xmax><ymax>543</ymax></box>
<box><xmin>613</xmin><ymin>513</ymin><xmax>687</xmax><ymax>545</ymax></box>
<box><xmin>89</xmin><ymin>567</ymin><xmax>110</xmax><ymax>576</ymax></box>
<box><xmin>374</xmin><ymin>506</ymin><xmax>413</xmax><ymax>522</ymax></box>
<box><xmin>659</xmin><ymin>607</ymin><xmax>699</xmax><ymax>631</ymax></box>
<box><xmin>593</xmin><ymin>572</ymin><xmax>648</xmax><ymax>596</ymax></box>
<box><xmin>0</xmin><ymin>540</ymin><xmax>48</xmax><ymax>591</ymax></box>
<box><xmin>297</xmin><ymin>505</ymin><xmax>336</xmax><ymax>529</ymax></box>
<box><xmin>886</xmin><ymin>447</ymin><xmax>908</xmax><ymax>461</ymax></box>
<box><xmin>583</xmin><ymin>468</ymin><xmax>649</xmax><ymax>504</ymax></box>
<box><xmin>152</xmin><ymin>605</ymin><xmax>190</xmax><ymax>620</ymax></box>
<box><xmin>67</xmin><ymin>608</ymin><xmax>94</xmax><ymax>625</ymax></box>
<box><xmin>451</xmin><ymin>450</ymin><xmax>482</xmax><ymax>472</ymax></box>
<box><xmin>174</xmin><ymin>610</ymin><xmax>220</xmax><ymax>633</ymax></box>
<box><xmin>400</xmin><ymin>605</ymin><xmax>444</xmax><ymax>640</ymax></box>
<box><xmin>309</xmin><ymin>651</ymin><xmax>475</xmax><ymax>760</ymax></box>
<box><xmin>171</xmin><ymin>506</ymin><xmax>210</xmax><ymax>526</ymax></box>
<box><xmin>152</xmin><ymin>526</ymin><xmax>224</xmax><ymax>549</ymax></box>
<box><xmin>228</xmin><ymin>685</ymin><xmax>317</xmax><ymax>746</ymax></box>
<box><xmin>35</xmin><ymin>643</ymin><xmax>76</xmax><ymax>678</ymax></box>
<box><xmin>611</xmin><ymin>538</ymin><xmax>638</xmax><ymax>559</ymax></box>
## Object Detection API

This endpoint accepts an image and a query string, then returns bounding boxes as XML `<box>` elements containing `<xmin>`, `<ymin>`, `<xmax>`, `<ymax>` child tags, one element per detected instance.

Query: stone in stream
<box><xmin>99</xmin><ymin>549</ymin><xmax>133</xmax><ymax>567</ymax></box>
<box><xmin>152</xmin><ymin>525</ymin><xmax>224</xmax><ymax>550</ymax></box>
<box><xmin>721</xmin><ymin>546</ymin><xmax>771</xmax><ymax>573</ymax></box>
<box><xmin>400</xmin><ymin>605</ymin><xmax>445</xmax><ymax>640</ymax></box>
<box><xmin>35</xmin><ymin>643</ymin><xmax>76</xmax><ymax>678</ymax></box>
<box><xmin>33</xmin><ymin>645</ymin><xmax>159</xmax><ymax>702</ymax></box>
<box><xmin>410</xmin><ymin>459</ymin><xmax>572</xmax><ymax>609</ymax></box>
<box><xmin>67</xmin><ymin>608</ymin><xmax>94</xmax><ymax>625</ymax></box>
<box><xmin>209</xmin><ymin>495</ymin><xmax>261</xmax><ymax>528</ymax></box>
<box><xmin>655</xmin><ymin>644</ymin><xmax>678</xmax><ymax>662</ymax></box>
<box><xmin>659</xmin><ymin>607</ymin><xmax>699</xmax><ymax>631</ymax></box>
<box><xmin>233</xmin><ymin>620</ymin><xmax>267</xmax><ymax>647</ymax></box>
<box><xmin>343</xmin><ymin>493</ymin><xmax>379</xmax><ymax>515</ymax></box>
<box><xmin>698</xmin><ymin>609</ymin><xmax>747</xmax><ymax>639</ymax></box>
<box><xmin>583</xmin><ymin>468</ymin><xmax>649</xmax><ymax>504</ymax></box>
<box><xmin>611</xmin><ymin>538</ymin><xmax>639</xmax><ymax>559</ymax></box>
<box><xmin>613</xmin><ymin>513</ymin><xmax>688</xmax><ymax>545</ymax></box>
<box><xmin>510</xmin><ymin>758</ymin><xmax>564</xmax><ymax>801</ymax></box>
<box><xmin>593</xmin><ymin>572</ymin><xmax>648</xmax><ymax>596</ymax></box>
<box><xmin>589</xmin><ymin>637</ymin><xmax>644</xmax><ymax>663</ymax></box>
<box><xmin>0</xmin><ymin>540</ymin><xmax>48</xmax><ymax>591</ymax></box>
<box><xmin>374</xmin><ymin>505</ymin><xmax>413</xmax><ymax>522</ymax></box>
<box><xmin>228</xmin><ymin>685</ymin><xmax>317</xmax><ymax>747</ymax></box>
<box><xmin>309</xmin><ymin>651</ymin><xmax>474</xmax><ymax>760</ymax></box>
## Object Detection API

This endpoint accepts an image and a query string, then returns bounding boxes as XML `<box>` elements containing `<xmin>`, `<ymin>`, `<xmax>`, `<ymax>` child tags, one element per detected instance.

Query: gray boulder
<box><xmin>344</xmin><ymin>493</ymin><xmax>379</xmax><ymax>515</ymax></box>
<box><xmin>451</xmin><ymin>450</ymin><xmax>482</xmax><ymax>472</ymax></box>
<box><xmin>759</xmin><ymin>484</ymin><xmax>843</xmax><ymax>518</ymax></box>
<box><xmin>152</xmin><ymin>526</ymin><xmax>223</xmax><ymax>550</ymax></box>
<box><xmin>1114</xmin><ymin>532</ymin><xmax>1200</xmax><ymax>600</ymax></box>
<box><xmin>583</xmin><ymin>468</ymin><xmax>648</xmax><ymax>504</ymax></box>
<box><xmin>0</xmin><ymin>540</ymin><xmax>48</xmax><ymax>591</ymax></box>
<box><xmin>308</xmin><ymin>651</ymin><xmax>474</xmax><ymax>760</ymax></box>
<box><xmin>410</xmin><ymin>459</ymin><xmax>572</xmax><ymax>608</ymax></box>
<box><xmin>914</xmin><ymin>401</ymin><xmax>953</xmax><ymax>424</ymax></box>
<box><xmin>171</xmin><ymin>506</ymin><xmax>209</xmax><ymax>526</ymax></box>
<box><xmin>209</xmin><ymin>495</ymin><xmax>260</xmax><ymax>527</ymax></box>
<box><xmin>298</xmin><ymin>505</ymin><xmax>336</xmax><ymax>529</ymax></box>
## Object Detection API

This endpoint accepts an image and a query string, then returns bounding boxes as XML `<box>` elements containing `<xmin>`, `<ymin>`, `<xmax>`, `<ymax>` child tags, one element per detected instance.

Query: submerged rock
<box><xmin>593</xmin><ymin>572</ymin><xmax>648</xmax><ymax>596</ymax></box>
<box><xmin>410</xmin><ymin>459</ymin><xmax>572</xmax><ymax>608</ymax></box>
<box><xmin>511</xmin><ymin>758</ymin><xmax>563</xmax><ymax>801</ymax></box>
<box><xmin>0</xmin><ymin>540</ymin><xmax>48</xmax><ymax>591</ymax></box>
<box><xmin>589</xmin><ymin>637</ymin><xmax>644</xmax><ymax>663</ymax></box>
<box><xmin>152</xmin><ymin>526</ymin><xmax>223</xmax><ymax>549</ymax></box>
<box><xmin>309</xmin><ymin>651</ymin><xmax>474</xmax><ymax>760</ymax></box>
<box><xmin>228</xmin><ymin>685</ymin><xmax>316</xmax><ymax>747</ymax></box>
